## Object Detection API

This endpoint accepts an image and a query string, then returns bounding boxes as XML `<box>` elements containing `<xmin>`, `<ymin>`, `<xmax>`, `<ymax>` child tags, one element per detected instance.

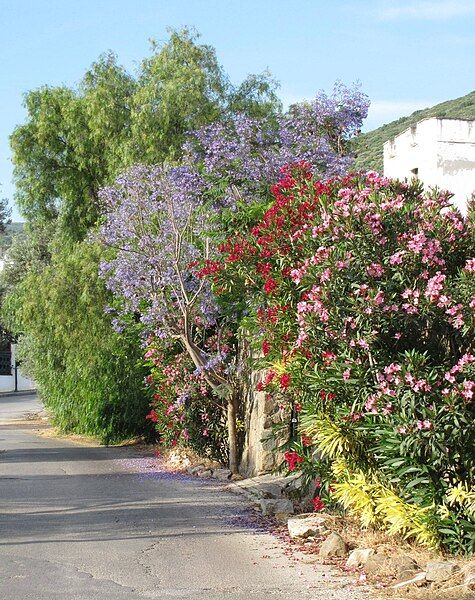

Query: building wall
<box><xmin>0</xmin><ymin>343</ymin><xmax>35</xmax><ymax>393</ymax></box>
<box><xmin>384</xmin><ymin>118</ymin><xmax>475</xmax><ymax>213</ymax></box>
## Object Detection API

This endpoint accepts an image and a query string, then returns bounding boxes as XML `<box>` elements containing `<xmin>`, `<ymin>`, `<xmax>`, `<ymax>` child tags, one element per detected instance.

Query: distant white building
<box><xmin>0</xmin><ymin>257</ymin><xmax>35</xmax><ymax>393</ymax></box>
<box><xmin>383</xmin><ymin>118</ymin><xmax>475</xmax><ymax>213</ymax></box>
<box><xmin>0</xmin><ymin>343</ymin><xmax>35</xmax><ymax>393</ymax></box>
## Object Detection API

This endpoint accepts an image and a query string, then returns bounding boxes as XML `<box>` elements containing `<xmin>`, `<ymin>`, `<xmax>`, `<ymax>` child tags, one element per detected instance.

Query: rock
<box><xmin>283</xmin><ymin>475</ymin><xmax>306</xmax><ymax>493</ymax></box>
<box><xmin>364</xmin><ymin>553</ymin><xmax>391</xmax><ymax>574</ymax></box>
<box><xmin>390</xmin><ymin>555</ymin><xmax>420</xmax><ymax>580</ymax></box>
<box><xmin>391</xmin><ymin>572</ymin><xmax>427</xmax><ymax>590</ymax></box>
<box><xmin>196</xmin><ymin>469</ymin><xmax>213</xmax><ymax>478</ymax></box>
<box><xmin>258</xmin><ymin>453</ymin><xmax>278</xmax><ymax>474</ymax></box>
<box><xmin>188</xmin><ymin>464</ymin><xmax>205</xmax><ymax>475</ymax></box>
<box><xmin>346</xmin><ymin>548</ymin><xmax>375</xmax><ymax>568</ymax></box>
<box><xmin>362</xmin><ymin>552</ymin><xmax>419</xmax><ymax>579</ymax></box>
<box><xmin>425</xmin><ymin>561</ymin><xmax>459</xmax><ymax>583</ymax></box>
<box><xmin>464</xmin><ymin>571</ymin><xmax>475</xmax><ymax>591</ymax></box>
<box><xmin>230</xmin><ymin>473</ymin><xmax>243</xmax><ymax>481</ymax></box>
<box><xmin>319</xmin><ymin>532</ymin><xmax>348</xmax><ymax>558</ymax></box>
<box><xmin>213</xmin><ymin>468</ymin><xmax>232</xmax><ymax>480</ymax></box>
<box><xmin>168</xmin><ymin>451</ymin><xmax>191</xmax><ymax>468</ymax></box>
<box><xmin>255</xmin><ymin>483</ymin><xmax>283</xmax><ymax>499</ymax></box>
<box><xmin>263</xmin><ymin>416</ymin><xmax>274</xmax><ymax>430</ymax></box>
<box><xmin>287</xmin><ymin>513</ymin><xmax>329</xmax><ymax>539</ymax></box>
<box><xmin>259</xmin><ymin>498</ymin><xmax>294</xmax><ymax>516</ymax></box>
<box><xmin>274</xmin><ymin>512</ymin><xmax>292</xmax><ymax>524</ymax></box>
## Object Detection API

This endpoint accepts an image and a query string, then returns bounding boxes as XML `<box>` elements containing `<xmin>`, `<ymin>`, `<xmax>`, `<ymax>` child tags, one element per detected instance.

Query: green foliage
<box><xmin>353</xmin><ymin>90</ymin><xmax>475</xmax><ymax>172</ymax></box>
<box><xmin>0</xmin><ymin>221</ymin><xmax>55</xmax><ymax>294</ymax></box>
<box><xmin>10</xmin><ymin>58</ymin><xmax>135</xmax><ymax>240</ymax></box>
<box><xmin>130</xmin><ymin>29</ymin><xmax>222</xmax><ymax>164</ymax></box>
<box><xmin>0</xmin><ymin>221</ymin><xmax>24</xmax><ymax>257</ymax></box>
<box><xmin>6</xmin><ymin>28</ymin><xmax>281</xmax><ymax>444</ymax></box>
<box><xmin>2</xmin><ymin>242</ymin><xmax>150</xmax><ymax>443</ymax></box>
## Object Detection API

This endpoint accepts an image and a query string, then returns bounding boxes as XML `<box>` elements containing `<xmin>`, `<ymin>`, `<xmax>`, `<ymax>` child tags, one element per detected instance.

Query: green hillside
<box><xmin>0</xmin><ymin>222</ymin><xmax>24</xmax><ymax>257</ymax></box>
<box><xmin>353</xmin><ymin>90</ymin><xmax>475</xmax><ymax>173</ymax></box>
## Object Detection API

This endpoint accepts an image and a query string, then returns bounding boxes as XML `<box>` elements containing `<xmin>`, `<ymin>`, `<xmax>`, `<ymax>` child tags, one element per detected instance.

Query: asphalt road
<box><xmin>0</xmin><ymin>392</ymin><xmax>43</xmax><ymax>423</ymax></box>
<box><xmin>0</xmin><ymin>395</ymin><xmax>368</xmax><ymax>599</ymax></box>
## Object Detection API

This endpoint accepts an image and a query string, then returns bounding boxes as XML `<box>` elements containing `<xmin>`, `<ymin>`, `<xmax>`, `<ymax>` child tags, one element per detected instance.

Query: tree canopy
<box><xmin>10</xmin><ymin>28</ymin><xmax>281</xmax><ymax>241</ymax></box>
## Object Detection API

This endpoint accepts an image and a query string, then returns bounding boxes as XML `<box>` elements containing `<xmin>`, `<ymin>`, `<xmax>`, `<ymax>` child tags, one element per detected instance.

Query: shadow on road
<box><xmin>0</xmin><ymin>471</ymin><xmax>257</xmax><ymax>545</ymax></box>
<box><xmin>0</xmin><ymin>446</ymin><xmax>126</xmax><ymax>463</ymax></box>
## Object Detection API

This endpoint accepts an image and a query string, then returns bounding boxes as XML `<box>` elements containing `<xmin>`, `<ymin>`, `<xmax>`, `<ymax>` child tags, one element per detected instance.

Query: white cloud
<box><xmin>379</xmin><ymin>1</ymin><xmax>475</xmax><ymax>20</ymax></box>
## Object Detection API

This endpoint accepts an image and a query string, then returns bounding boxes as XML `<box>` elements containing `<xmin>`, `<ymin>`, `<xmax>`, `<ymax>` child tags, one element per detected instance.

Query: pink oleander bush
<box><xmin>144</xmin><ymin>339</ymin><xmax>229</xmax><ymax>463</ymax></box>
<box><xmin>206</xmin><ymin>164</ymin><xmax>475</xmax><ymax>553</ymax></box>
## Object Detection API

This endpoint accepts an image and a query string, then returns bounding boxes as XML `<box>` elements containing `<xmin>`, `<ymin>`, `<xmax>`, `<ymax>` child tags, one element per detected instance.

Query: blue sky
<box><xmin>1</xmin><ymin>0</ymin><xmax>474</xmax><ymax>220</ymax></box>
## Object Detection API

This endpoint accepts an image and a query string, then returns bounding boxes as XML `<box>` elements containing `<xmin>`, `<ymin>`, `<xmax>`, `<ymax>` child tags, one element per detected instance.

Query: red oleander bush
<box><xmin>207</xmin><ymin>164</ymin><xmax>475</xmax><ymax>553</ymax></box>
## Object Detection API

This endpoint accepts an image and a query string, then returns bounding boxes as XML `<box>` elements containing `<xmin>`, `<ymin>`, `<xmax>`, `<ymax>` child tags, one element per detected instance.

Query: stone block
<box><xmin>259</xmin><ymin>498</ymin><xmax>294</xmax><ymax>516</ymax></box>
<box><xmin>346</xmin><ymin>548</ymin><xmax>375</xmax><ymax>568</ymax></box>
<box><xmin>188</xmin><ymin>464</ymin><xmax>205</xmax><ymax>475</ymax></box>
<box><xmin>319</xmin><ymin>532</ymin><xmax>348</xmax><ymax>558</ymax></box>
<box><xmin>196</xmin><ymin>469</ymin><xmax>213</xmax><ymax>478</ymax></box>
<box><xmin>464</xmin><ymin>571</ymin><xmax>475</xmax><ymax>591</ymax></box>
<box><xmin>364</xmin><ymin>553</ymin><xmax>391</xmax><ymax>574</ymax></box>
<box><xmin>425</xmin><ymin>561</ymin><xmax>459</xmax><ymax>583</ymax></box>
<box><xmin>213</xmin><ymin>468</ymin><xmax>232</xmax><ymax>480</ymax></box>
<box><xmin>391</xmin><ymin>572</ymin><xmax>427</xmax><ymax>590</ymax></box>
<box><xmin>287</xmin><ymin>513</ymin><xmax>329</xmax><ymax>538</ymax></box>
<box><xmin>390</xmin><ymin>555</ymin><xmax>420</xmax><ymax>580</ymax></box>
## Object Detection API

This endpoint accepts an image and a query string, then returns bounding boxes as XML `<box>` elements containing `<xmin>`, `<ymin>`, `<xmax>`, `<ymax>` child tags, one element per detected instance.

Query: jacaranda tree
<box><xmin>98</xmin><ymin>83</ymin><xmax>370</xmax><ymax>472</ymax></box>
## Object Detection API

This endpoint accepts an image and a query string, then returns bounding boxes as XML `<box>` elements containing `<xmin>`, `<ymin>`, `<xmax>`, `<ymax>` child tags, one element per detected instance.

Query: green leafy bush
<box><xmin>2</xmin><ymin>242</ymin><xmax>150</xmax><ymax>443</ymax></box>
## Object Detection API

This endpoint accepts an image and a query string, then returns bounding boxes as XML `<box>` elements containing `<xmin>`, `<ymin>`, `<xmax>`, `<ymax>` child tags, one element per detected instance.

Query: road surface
<box><xmin>0</xmin><ymin>394</ymin><xmax>368</xmax><ymax>599</ymax></box>
<box><xmin>0</xmin><ymin>391</ymin><xmax>43</xmax><ymax>423</ymax></box>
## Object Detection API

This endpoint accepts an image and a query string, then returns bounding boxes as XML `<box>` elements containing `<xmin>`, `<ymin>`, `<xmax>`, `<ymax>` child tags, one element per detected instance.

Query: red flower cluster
<box><xmin>280</xmin><ymin>373</ymin><xmax>291</xmax><ymax>390</ymax></box>
<box><xmin>319</xmin><ymin>390</ymin><xmax>336</xmax><ymax>401</ymax></box>
<box><xmin>145</xmin><ymin>409</ymin><xmax>159</xmax><ymax>423</ymax></box>
<box><xmin>284</xmin><ymin>450</ymin><xmax>304</xmax><ymax>471</ymax></box>
<box><xmin>263</xmin><ymin>277</ymin><xmax>278</xmax><ymax>294</ymax></box>
<box><xmin>196</xmin><ymin>260</ymin><xmax>222</xmax><ymax>278</ymax></box>
<box><xmin>312</xmin><ymin>496</ymin><xmax>325</xmax><ymax>512</ymax></box>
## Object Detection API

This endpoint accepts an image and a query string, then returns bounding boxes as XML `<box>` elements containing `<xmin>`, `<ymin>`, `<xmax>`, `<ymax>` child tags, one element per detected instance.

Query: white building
<box><xmin>0</xmin><ymin>257</ymin><xmax>35</xmax><ymax>394</ymax></box>
<box><xmin>383</xmin><ymin>118</ymin><xmax>475</xmax><ymax>213</ymax></box>
<box><xmin>0</xmin><ymin>343</ymin><xmax>35</xmax><ymax>393</ymax></box>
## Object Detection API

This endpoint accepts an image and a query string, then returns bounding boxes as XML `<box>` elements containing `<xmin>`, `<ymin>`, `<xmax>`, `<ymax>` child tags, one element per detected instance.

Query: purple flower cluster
<box><xmin>183</xmin><ymin>82</ymin><xmax>369</xmax><ymax>204</ymax></box>
<box><xmin>98</xmin><ymin>164</ymin><xmax>219</xmax><ymax>338</ymax></box>
<box><xmin>98</xmin><ymin>82</ymin><xmax>369</xmax><ymax>359</ymax></box>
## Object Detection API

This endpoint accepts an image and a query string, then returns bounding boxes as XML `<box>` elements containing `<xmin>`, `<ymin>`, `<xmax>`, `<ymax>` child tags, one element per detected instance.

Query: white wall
<box><xmin>0</xmin><ymin>343</ymin><xmax>35</xmax><ymax>393</ymax></box>
<box><xmin>384</xmin><ymin>118</ymin><xmax>475</xmax><ymax>213</ymax></box>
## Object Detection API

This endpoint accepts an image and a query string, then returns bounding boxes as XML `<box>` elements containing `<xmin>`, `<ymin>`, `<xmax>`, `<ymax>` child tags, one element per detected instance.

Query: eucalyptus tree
<box><xmin>11</xmin><ymin>28</ymin><xmax>281</xmax><ymax>241</ymax></box>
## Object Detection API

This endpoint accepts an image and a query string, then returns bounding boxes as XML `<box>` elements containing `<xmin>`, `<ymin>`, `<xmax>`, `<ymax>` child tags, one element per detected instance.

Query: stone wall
<box><xmin>239</xmin><ymin>370</ymin><xmax>288</xmax><ymax>477</ymax></box>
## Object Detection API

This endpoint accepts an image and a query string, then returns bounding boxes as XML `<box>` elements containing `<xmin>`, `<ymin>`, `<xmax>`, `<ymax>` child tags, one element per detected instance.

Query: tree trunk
<box><xmin>227</xmin><ymin>393</ymin><xmax>239</xmax><ymax>474</ymax></box>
